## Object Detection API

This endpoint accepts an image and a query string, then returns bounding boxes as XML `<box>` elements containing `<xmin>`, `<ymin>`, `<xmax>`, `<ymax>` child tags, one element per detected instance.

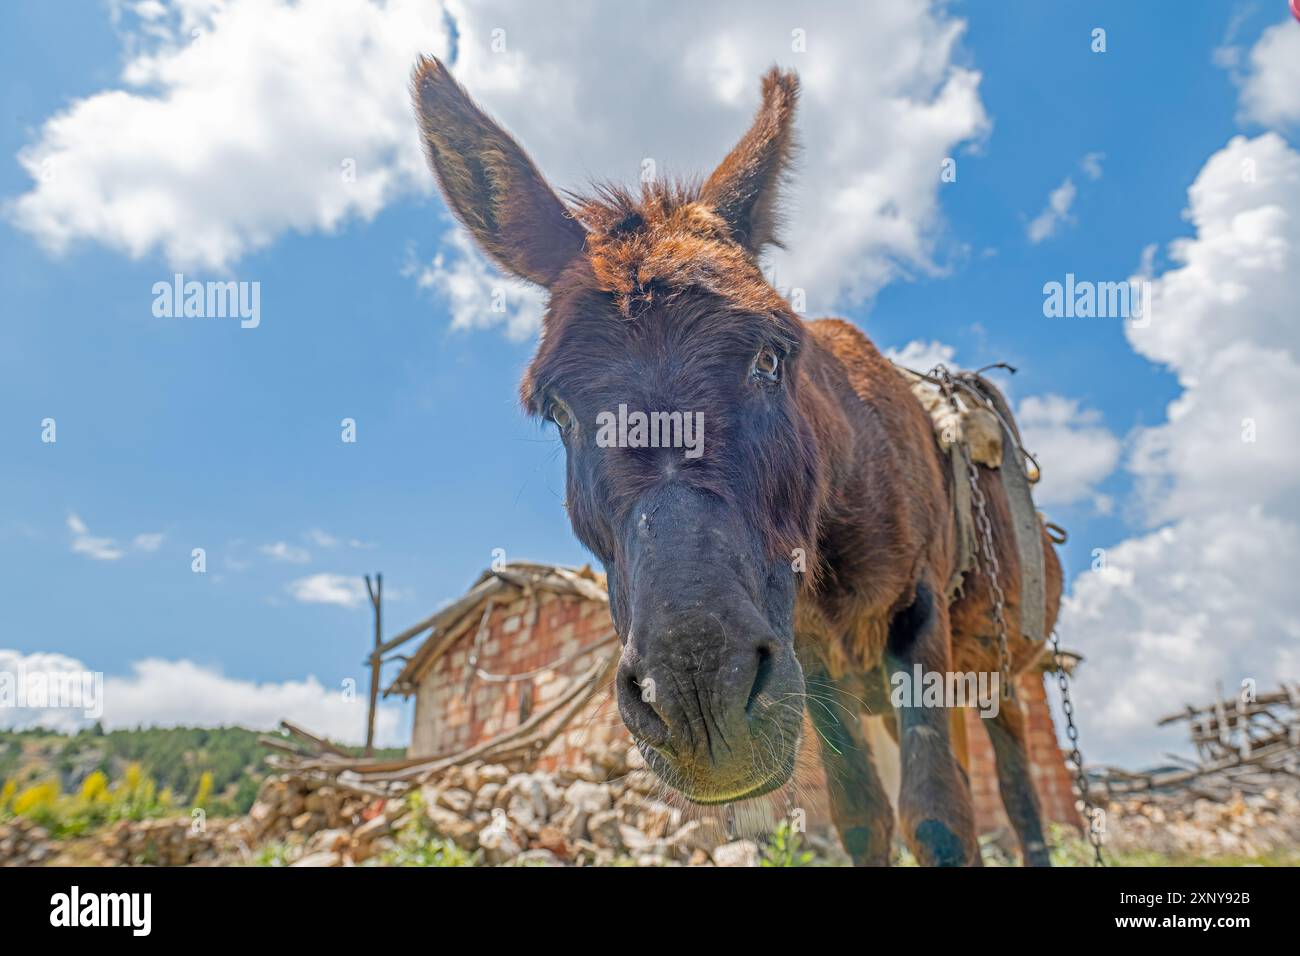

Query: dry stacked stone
<box><xmin>8</xmin><ymin>754</ymin><xmax>1298</xmax><ymax>866</ymax></box>
<box><xmin>0</xmin><ymin>817</ymin><xmax>53</xmax><ymax>866</ymax></box>
<box><xmin>253</xmin><ymin>745</ymin><xmax>1300</xmax><ymax>867</ymax></box>
<box><xmin>1101</xmin><ymin>786</ymin><xmax>1300</xmax><ymax>861</ymax></box>
<box><xmin>241</xmin><ymin>742</ymin><xmax>766</xmax><ymax>866</ymax></box>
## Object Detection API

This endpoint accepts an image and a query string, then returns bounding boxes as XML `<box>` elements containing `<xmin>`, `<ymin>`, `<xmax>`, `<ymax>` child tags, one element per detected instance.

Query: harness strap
<box><xmin>890</xmin><ymin>359</ymin><xmax>1051</xmax><ymax>645</ymax></box>
<box><xmin>961</xmin><ymin>374</ymin><xmax>1048</xmax><ymax>645</ymax></box>
<box><xmin>946</xmin><ymin>440</ymin><xmax>978</xmax><ymax>604</ymax></box>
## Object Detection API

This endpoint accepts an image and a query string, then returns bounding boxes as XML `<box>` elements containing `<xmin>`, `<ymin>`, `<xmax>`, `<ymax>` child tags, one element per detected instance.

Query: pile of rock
<box><xmin>1103</xmin><ymin>785</ymin><xmax>1300</xmax><ymax>861</ymax></box>
<box><xmin>92</xmin><ymin>816</ymin><xmax>246</xmax><ymax>867</ymax></box>
<box><xmin>246</xmin><ymin>776</ymin><xmax>371</xmax><ymax>845</ymax></box>
<box><xmin>0</xmin><ymin>817</ymin><xmax>53</xmax><ymax>867</ymax></box>
<box><xmin>249</xmin><ymin>742</ymin><xmax>773</xmax><ymax>867</ymax></box>
<box><xmin>410</xmin><ymin>756</ymin><xmax>728</xmax><ymax>867</ymax></box>
<box><xmin>4</xmin><ymin>743</ymin><xmax>816</xmax><ymax>867</ymax></box>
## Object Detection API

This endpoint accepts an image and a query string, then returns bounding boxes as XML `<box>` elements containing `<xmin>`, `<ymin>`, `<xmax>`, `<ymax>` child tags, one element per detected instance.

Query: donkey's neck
<box><xmin>796</xmin><ymin>317</ymin><xmax>953</xmax><ymax>630</ymax></box>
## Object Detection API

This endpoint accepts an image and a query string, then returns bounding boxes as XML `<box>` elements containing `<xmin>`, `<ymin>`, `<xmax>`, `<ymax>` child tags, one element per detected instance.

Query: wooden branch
<box><xmin>365</xmin><ymin>572</ymin><xmax>382</xmax><ymax>757</ymax></box>
<box><xmin>258</xmin><ymin>735</ymin><xmax>311</xmax><ymax>757</ymax></box>
<box><xmin>372</xmin><ymin>576</ymin><xmax>506</xmax><ymax>661</ymax></box>
<box><xmin>279</xmin><ymin>720</ymin><xmax>351</xmax><ymax>757</ymax></box>
<box><xmin>410</xmin><ymin>653</ymin><xmax>617</xmax><ymax>783</ymax></box>
<box><xmin>1097</xmin><ymin>739</ymin><xmax>1298</xmax><ymax>796</ymax></box>
<box><xmin>497</xmin><ymin>658</ymin><xmax>618</xmax><ymax>767</ymax></box>
<box><xmin>1157</xmin><ymin>690</ymin><xmax>1296</xmax><ymax>726</ymax></box>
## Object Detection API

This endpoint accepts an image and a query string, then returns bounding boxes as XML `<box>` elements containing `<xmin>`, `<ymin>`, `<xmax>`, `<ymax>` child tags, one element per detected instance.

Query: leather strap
<box><xmin>970</xmin><ymin>375</ymin><xmax>1047</xmax><ymax>645</ymax></box>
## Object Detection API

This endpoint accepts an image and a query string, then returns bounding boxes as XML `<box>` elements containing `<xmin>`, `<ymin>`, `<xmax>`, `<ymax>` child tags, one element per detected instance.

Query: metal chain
<box><xmin>1051</xmin><ymin>628</ymin><xmax>1106</xmax><ymax>866</ymax></box>
<box><xmin>933</xmin><ymin>365</ymin><xmax>1013</xmax><ymax>702</ymax></box>
<box><xmin>932</xmin><ymin>364</ymin><xmax>1104</xmax><ymax>866</ymax></box>
<box><xmin>966</xmin><ymin>457</ymin><xmax>1013</xmax><ymax>702</ymax></box>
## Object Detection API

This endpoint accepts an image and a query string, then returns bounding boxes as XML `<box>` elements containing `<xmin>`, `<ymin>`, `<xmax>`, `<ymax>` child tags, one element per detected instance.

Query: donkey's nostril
<box><xmin>619</xmin><ymin>662</ymin><xmax>670</xmax><ymax>745</ymax></box>
<box><xmin>746</xmin><ymin>645</ymin><xmax>775</xmax><ymax>716</ymax></box>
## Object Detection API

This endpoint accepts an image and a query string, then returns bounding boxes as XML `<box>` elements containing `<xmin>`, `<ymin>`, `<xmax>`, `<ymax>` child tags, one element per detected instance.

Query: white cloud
<box><xmin>6</xmin><ymin>0</ymin><xmax>447</xmax><ymax>270</ymax></box>
<box><xmin>1211</xmin><ymin>4</ymin><xmax>1257</xmax><ymax>71</ymax></box>
<box><xmin>1124</xmin><ymin>133</ymin><xmax>1300</xmax><ymax>522</ymax></box>
<box><xmin>0</xmin><ymin>648</ymin><xmax>404</xmax><ymax>746</ymax></box>
<box><xmin>1026</xmin><ymin>177</ymin><xmax>1077</xmax><ymax>243</ymax></box>
<box><xmin>1016</xmin><ymin>395</ymin><xmax>1120</xmax><ymax>510</ymax></box>
<box><xmin>426</xmin><ymin>0</ymin><xmax>988</xmax><ymax>317</ymax></box>
<box><xmin>8</xmin><ymin>0</ymin><xmax>987</xmax><ymax>325</ymax></box>
<box><xmin>287</xmin><ymin>573</ymin><xmax>369</xmax><ymax>609</ymax></box>
<box><xmin>1058</xmin><ymin>131</ymin><xmax>1300</xmax><ymax>766</ymax></box>
<box><xmin>884</xmin><ymin>338</ymin><xmax>958</xmax><ymax>374</ymax></box>
<box><xmin>404</xmin><ymin>230</ymin><xmax>546</xmax><ymax>340</ymax></box>
<box><xmin>66</xmin><ymin>513</ymin><xmax>165</xmax><ymax>561</ymax></box>
<box><xmin>132</xmin><ymin>533</ymin><xmax>165</xmax><ymax>552</ymax></box>
<box><xmin>1237</xmin><ymin>20</ymin><xmax>1300</xmax><ymax>130</ymax></box>
<box><xmin>67</xmin><ymin>513</ymin><xmax>124</xmax><ymax>561</ymax></box>
<box><xmin>304</xmin><ymin>528</ymin><xmax>338</xmax><ymax>548</ymax></box>
<box><xmin>1060</xmin><ymin>511</ymin><xmax>1300</xmax><ymax>767</ymax></box>
<box><xmin>1080</xmin><ymin>151</ymin><xmax>1105</xmax><ymax>181</ymax></box>
<box><xmin>1127</xmin><ymin>134</ymin><xmax>1299</xmax><ymax>379</ymax></box>
<box><xmin>1129</xmin><ymin>342</ymin><xmax>1300</xmax><ymax>525</ymax></box>
<box><xmin>884</xmin><ymin>341</ymin><xmax>1120</xmax><ymax>511</ymax></box>
<box><xmin>260</xmin><ymin>541</ymin><xmax>312</xmax><ymax>564</ymax></box>
<box><xmin>0</xmin><ymin>650</ymin><xmax>102</xmax><ymax>733</ymax></box>
<box><xmin>1026</xmin><ymin>153</ymin><xmax>1104</xmax><ymax>243</ymax></box>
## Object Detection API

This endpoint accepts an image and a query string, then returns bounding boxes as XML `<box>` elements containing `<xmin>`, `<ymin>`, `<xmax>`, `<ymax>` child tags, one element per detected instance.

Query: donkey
<box><xmin>412</xmin><ymin>56</ymin><xmax>1063</xmax><ymax>866</ymax></box>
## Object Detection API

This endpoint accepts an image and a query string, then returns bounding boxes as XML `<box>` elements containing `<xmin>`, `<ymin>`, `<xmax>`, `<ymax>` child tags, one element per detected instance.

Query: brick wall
<box><xmin>410</xmin><ymin>590</ymin><xmax>1080</xmax><ymax>835</ymax></box>
<box><xmin>410</xmin><ymin>588</ymin><xmax>624</xmax><ymax>768</ymax></box>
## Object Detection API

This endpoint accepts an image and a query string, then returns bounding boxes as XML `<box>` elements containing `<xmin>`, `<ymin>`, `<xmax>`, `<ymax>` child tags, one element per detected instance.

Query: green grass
<box><xmin>370</xmin><ymin>791</ymin><xmax>481</xmax><ymax>867</ymax></box>
<box><xmin>251</xmin><ymin>842</ymin><xmax>296</xmax><ymax>867</ymax></box>
<box><xmin>1</xmin><ymin>763</ymin><xmax>177</xmax><ymax>838</ymax></box>
<box><xmin>1</xmin><ymin>725</ymin><xmax>270</xmax><ymax>815</ymax></box>
<box><xmin>0</xmin><ymin>724</ymin><xmax>404</xmax><ymax>834</ymax></box>
<box><xmin>761</xmin><ymin>821</ymin><xmax>819</xmax><ymax>867</ymax></box>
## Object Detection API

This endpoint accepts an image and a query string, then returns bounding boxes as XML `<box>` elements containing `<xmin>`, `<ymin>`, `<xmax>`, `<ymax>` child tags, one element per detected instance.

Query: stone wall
<box><xmin>240</xmin><ymin>742</ymin><xmax>833</xmax><ymax>867</ymax></box>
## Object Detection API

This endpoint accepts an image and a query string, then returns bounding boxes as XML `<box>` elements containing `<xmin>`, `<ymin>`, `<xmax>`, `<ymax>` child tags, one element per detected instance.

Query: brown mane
<box><xmin>567</xmin><ymin>181</ymin><xmax>791</xmax><ymax>320</ymax></box>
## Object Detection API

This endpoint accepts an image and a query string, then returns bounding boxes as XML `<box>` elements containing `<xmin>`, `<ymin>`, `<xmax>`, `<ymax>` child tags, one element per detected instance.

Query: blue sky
<box><xmin>2</xmin><ymin>1</ymin><xmax>1298</xmax><ymax>763</ymax></box>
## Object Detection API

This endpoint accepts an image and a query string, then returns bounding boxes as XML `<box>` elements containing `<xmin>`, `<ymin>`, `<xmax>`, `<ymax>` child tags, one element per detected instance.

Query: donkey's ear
<box><xmin>701</xmin><ymin>67</ymin><xmax>799</xmax><ymax>256</ymax></box>
<box><xmin>411</xmin><ymin>55</ymin><xmax>585</xmax><ymax>286</ymax></box>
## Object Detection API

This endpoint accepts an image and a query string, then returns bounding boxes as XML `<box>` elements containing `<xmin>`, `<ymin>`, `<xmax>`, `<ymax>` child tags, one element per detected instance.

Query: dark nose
<box><xmin>616</xmin><ymin>630</ymin><xmax>777</xmax><ymax>762</ymax></box>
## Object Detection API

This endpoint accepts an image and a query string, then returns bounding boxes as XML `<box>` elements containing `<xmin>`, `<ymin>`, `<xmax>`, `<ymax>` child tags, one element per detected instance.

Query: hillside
<box><xmin>0</xmin><ymin>725</ymin><xmax>404</xmax><ymax>817</ymax></box>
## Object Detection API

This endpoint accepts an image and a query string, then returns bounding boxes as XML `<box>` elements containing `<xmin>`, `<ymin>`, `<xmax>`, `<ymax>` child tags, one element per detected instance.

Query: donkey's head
<box><xmin>413</xmin><ymin>57</ymin><xmax>822</xmax><ymax>803</ymax></box>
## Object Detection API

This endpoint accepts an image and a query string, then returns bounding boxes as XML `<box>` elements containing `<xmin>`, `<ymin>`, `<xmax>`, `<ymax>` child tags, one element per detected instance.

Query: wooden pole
<box><xmin>364</xmin><ymin>573</ymin><xmax>382</xmax><ymax>757</ymax></box>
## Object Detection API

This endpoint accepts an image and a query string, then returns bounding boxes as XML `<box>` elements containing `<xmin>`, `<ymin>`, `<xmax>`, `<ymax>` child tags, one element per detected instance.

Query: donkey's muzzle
<box><xmin>615</xmin><ymin>607</ymin><xmax>803</xmax><ymax>803</ymax></box>
<box><xmin>612</xmin><ymin>483</ymin><xmax>802</xmax><ymax>802</ymax></box>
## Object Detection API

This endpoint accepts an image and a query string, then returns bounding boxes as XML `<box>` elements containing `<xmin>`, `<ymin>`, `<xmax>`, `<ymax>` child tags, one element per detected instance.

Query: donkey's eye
<box><xmin>751</xmin><ymin>347</ymin><xmax>781</xmax><ymax>383</ymax></box>
<box><xmin>548</xmin><ymin>399</ymin><xmax>575</xmax><ymax>432</ymax></box>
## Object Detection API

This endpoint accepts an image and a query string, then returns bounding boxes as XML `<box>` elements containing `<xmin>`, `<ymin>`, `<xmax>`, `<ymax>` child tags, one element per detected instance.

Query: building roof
<box><xmin>384</xmin><ymin>561</ymin><xmax>608</xmax><ymax>697</ymax></box>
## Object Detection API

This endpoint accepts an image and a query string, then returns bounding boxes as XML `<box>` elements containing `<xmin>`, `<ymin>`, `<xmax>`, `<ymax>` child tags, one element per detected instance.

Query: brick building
<box><xmin>386</xmin><ymin>561</ymin><xmax>1080</xmax><ymax>838</ymax></box>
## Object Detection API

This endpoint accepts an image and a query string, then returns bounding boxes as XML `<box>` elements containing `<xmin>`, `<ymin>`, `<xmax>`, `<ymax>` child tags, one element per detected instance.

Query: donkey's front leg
<box><xmin>884</xmin><ymin>580</ymin><xmax>980</xmax><ymax>866</ymax></box>
<box><xmin>805</xmin><ymin>666</ymin><xmax>893</xmax><ymax>866</ymax></box>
